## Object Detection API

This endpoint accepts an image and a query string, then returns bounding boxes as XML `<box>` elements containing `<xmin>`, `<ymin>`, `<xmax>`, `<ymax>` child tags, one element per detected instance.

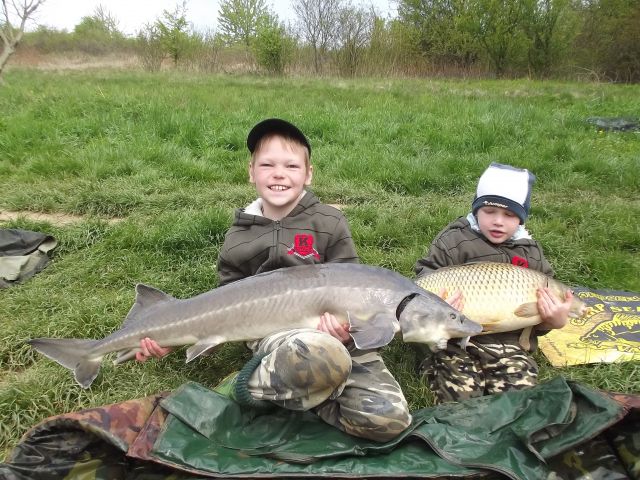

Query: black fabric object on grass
<box><xmin>586</xmin><ymin>117</ymin><xmax>640</xmax><ymax>132</ymax></box>
<box><xmin>0</xmin><ymin>228</ymin><xmax>57</xmax><ymax>288</ymax></box>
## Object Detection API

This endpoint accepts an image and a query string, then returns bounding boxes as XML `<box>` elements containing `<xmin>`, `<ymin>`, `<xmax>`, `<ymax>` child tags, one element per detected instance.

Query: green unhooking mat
<box><xmin>2</xmin><ymin>376</ymin><xmax>639</xmax><ymax>479</ymax></box>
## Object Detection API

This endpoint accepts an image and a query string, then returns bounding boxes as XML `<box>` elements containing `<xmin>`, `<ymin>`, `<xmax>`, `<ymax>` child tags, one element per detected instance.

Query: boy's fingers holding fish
<box><xmin>537</xmin><ymin>288</ymin><xmax>573</xmax><ymax>329</ymax></box>
<box><xmin>439</xmin><ymin>288</ymin><xmax>465</xmax><ymax>312</ymax></box>
<box><xmin>136</xmin><ymin>337</ymin><xmax>173</xmax><ymax>362</ymax></box>
<box><xmin>318</xmin><ymin>312</ymin><xmax>352</xmax><ymax>345</ymax></box>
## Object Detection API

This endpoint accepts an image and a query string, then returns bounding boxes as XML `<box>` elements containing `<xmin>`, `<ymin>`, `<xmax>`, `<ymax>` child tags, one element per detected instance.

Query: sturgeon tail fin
<box><xmin>28</xmin><ymin>338</ymin><xmax>102</xmax><ymax>389</ymax></box>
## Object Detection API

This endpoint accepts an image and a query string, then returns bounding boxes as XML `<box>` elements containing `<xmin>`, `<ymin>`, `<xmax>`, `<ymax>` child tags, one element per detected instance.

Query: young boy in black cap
<box><xmin>139</xmin><ymin>118</ymin><xmax>411</xmax><ymax>441</ymax></box>
<box><xmin>414</xmin><ymin>162</ymin><xmax>573</xmax><ymax>404</ymax></box>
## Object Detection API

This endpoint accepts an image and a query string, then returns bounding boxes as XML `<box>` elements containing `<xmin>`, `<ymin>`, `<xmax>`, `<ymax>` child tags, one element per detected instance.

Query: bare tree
<box><xmin>335</xmin><ymin>4</ymin><xmax>374</xmax><ymax>77</ymax></box>
<box><xmin>92</xmin><ymin>4</ymin><xmax>120</xmax><ymax>35</ymax></box>
<box><xmin>292</xmin><ymin>0</ymin><xmax>343</xmax><ymax>74</ymax></box>
<box><xmin>0</xmin><ymin>0</ymin><xmax>45</xmax><ymax>81</ymax></box>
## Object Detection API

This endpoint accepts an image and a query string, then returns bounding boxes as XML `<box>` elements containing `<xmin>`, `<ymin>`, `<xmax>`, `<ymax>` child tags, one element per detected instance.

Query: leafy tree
<box><xmin>253</xmin><ymin>20</ymin><xmax>295</xmax><ymax>74</ymax></box>
<box><xmin>575</xmin><ymin>0</ymin><xmax>640</xmax><ymax>82</ymax></box>
<box><xmin>292</xmin><ymin>0</ymin><xmax>343</xmax><ymax>73</ymax></box>
<box><xmin>74</xmin><ymin>5</ymin><xmax>121</xmax><ymax>38</ymax></box>
<box><xmin>521</xmin><ymin>0</ymin><xmax>572</xmax><ymax>77</ymax></box>
<box><xmin>465</xmin><ymin>0</ymin><xmax>529</xmax><ymax>76</ymax></box>
<box><xmin>218</xmin><ymin>0</ymin><xmax>271</xmax><ymax>46</ymax></box>
<box><xmin>73</xmin><ymin>5</ymin><xmax>124</xmax><ymax>54</ymax></box>
<box><xmin>397</xmin><ymin>0</ymin><xmax>478</xmax><ymax>69</ymax></box>
<box><xmin>0</xmin><ymin>0</ymin><xmax>46</xmax><ymax>82</ymax></box>
<box><xmin>155</xmin><ymin>1</ymin><xmax>191</xmax><ymax>67</ymax></box>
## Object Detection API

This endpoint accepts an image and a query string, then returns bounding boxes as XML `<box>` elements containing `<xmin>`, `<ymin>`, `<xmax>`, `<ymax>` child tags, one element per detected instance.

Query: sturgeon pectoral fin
<box><xmin>114</xmin><ymin>349</ymin><xmax>139</xmax><ymax>365</ymax></box>
<box><xmin>348</xmin><ymin>312</ymin><xmax>398</xmax><ymax>350</ymax></box>
<box><xmin>186</xmin><ymin>337</ymin><xmax>223</xmax><ymax>362</ymax></box>
<box><xmin>436</xmin><ymin>338</ymin><xmax>449</xmax><ymax>350</ymax></box>
<box><xmin>514</xmin><ymin>302</ymin><xmax>539</xmax><ymax>317</ymax></box>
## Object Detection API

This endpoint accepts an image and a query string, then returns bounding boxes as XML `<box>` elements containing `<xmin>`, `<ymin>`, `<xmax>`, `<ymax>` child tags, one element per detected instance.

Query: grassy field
<box><xmin>1</xmin><ymin>69</ymin><xmax>639</xmax><ymax>459</ymax></box>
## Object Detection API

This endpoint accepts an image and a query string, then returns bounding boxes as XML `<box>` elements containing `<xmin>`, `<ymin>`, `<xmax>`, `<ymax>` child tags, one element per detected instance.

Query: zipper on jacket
<box><xmin>274</xmin><ymin>221</ymin><xmax>282</xmax><ymax>267</ymax></box>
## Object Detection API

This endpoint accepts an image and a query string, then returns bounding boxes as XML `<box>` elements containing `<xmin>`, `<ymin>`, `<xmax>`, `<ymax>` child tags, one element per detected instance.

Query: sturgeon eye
<box><xmin>450</xmin><ymin>313</ymin><xmax>457</xmax><ymax>321</ymax></box>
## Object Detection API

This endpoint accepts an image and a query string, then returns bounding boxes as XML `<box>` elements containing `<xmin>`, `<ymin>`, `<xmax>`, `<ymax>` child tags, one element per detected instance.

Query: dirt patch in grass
<box><xmin>0</xmin><ymin>210</ymin><xmax>122</xmax><ymax>226</ymax></box>
<box><xmin>10</xmin><ymin>50</ymin><xmax>139</xmax><ymax>71</ymax></box>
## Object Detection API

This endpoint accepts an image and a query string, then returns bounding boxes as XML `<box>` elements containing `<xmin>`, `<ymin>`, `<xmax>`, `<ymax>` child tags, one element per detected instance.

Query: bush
<box><xmin>136</xmin><ymin>24</ymin><xmax>165</xmax><ymax>72</ymax></box>
<box><xmin>253</xmin><ymin>24</ymin><xmax>295</xmax><ymax>75</ymax></box>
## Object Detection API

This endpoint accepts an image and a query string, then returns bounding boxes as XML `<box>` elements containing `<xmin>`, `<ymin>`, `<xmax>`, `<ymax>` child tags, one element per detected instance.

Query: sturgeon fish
<box><xmin>415</xmin><ymin>262</ymin><xmax>589</xmax><ymax>344</ymax></box>
<box><xmin>28</xmin><ymin>263</ymin><xmax>482</xmax><ymax>388</ymax></box>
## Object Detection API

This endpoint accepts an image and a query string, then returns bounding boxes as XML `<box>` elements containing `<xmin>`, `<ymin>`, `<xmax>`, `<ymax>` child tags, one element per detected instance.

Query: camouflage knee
<box><xmin>474</xmin><ymin>342</ymin><xmax>538</xmax><ymax>394</ymax></box>
<box><xmin>419</xmin><ymin>344</ymin><xmax>485</xmax><ymax>404</ymax></box>
<box><xmin>316</xmin><ymin>350</ymin><xmax>411</xmax><ymax>442</ymax></box>
<box><xmin>247</xmin><ymin>330</ymin><xmax>352</xmax><ymax>410</ymax></box>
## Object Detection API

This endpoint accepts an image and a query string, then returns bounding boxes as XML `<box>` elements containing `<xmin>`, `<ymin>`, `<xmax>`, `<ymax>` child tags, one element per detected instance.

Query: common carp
<box><xmin>415</xmin><ymin>262</ymin><xmax>589</xmax><ymax>339</ymax></box>
<box><xmin>28</xmin><ymin>263</ymin><xmax>482</xmax><ymax>388</ymax></box>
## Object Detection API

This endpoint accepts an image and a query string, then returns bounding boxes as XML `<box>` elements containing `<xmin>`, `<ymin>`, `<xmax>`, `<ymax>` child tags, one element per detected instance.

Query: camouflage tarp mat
<box><xmin>539</xmin><ymin>287</ymin><xmax>640</xmax><ymax>366</ymax></box>
<box><xmin>2</xmin><ymin>376</ymin><xmax>639</xmax><ymax>479</ymax></box>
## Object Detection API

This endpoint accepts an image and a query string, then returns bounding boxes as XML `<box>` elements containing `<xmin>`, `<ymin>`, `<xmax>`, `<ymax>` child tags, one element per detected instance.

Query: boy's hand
<box><xmin>439</xmin><ymin>288</ymin><xmax>465</xmax><ymax>312</ymax></box>
<box><xmin>317</xmin><ymin>312</ymin><xmax>352</xmax><ymax>345</ymax></box>
<box><xmin>135</xmin><ymin>338</ymin><xmax>173</xmax><ymax>362</ymax></box>
<box><xmin>537</xmin><ymin>288</ymin><xmax>572</xmax><ymax>329</ymax></box>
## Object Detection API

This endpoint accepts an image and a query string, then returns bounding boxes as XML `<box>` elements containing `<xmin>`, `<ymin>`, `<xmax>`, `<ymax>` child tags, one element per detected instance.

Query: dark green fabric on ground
<box><xmin>2</xmin><ymin>377</ymin><xmax>634</xmax><ymax>479</ymax></box>
<box><xmin>150</xmin><ymin>376</ymin><xmax>624</xmax><ymax>479</ymax></box>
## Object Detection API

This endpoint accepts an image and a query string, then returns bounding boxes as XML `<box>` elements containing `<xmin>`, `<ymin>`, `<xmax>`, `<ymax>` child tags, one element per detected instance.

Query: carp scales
<box><xmin>415</xmin><ymin>262</ymin><xmax>589</xmax><ymax>337</ymax></box>
<box><xmin>28</xmin><ymin>263</ymin><xmax>482</xmax><ymax>388</ymax></box>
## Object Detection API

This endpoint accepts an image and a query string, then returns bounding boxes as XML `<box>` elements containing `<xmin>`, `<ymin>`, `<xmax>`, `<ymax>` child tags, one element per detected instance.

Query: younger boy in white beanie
<box><xmin>414</xmin><ymin>162</ymin><xmax>573</xmax><ymax>404</ymax></box>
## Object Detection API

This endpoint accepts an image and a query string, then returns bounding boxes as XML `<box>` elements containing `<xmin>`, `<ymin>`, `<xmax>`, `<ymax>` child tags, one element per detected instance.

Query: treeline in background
<box><xmin>14</xmin><ymin>0</ymin><xmax>640</xmax><ymax>82</ymax></box>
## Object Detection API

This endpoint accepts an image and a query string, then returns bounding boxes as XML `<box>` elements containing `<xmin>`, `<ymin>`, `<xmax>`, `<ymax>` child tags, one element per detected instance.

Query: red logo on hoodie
<box><xmin>287</xmin><ymin>234</ymin><xmax>320</xmax><ymax>260</ymax></box>
<box><xmin>512</xmin><ymin>256</ymin><xmax>529</xmax><ymax>268</ymax></box>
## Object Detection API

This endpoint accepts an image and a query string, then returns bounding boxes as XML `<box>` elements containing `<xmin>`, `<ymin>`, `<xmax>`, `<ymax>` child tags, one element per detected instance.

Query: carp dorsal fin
<box><xmin>124</xmin><ymin>284</ymin><xmax>177</xmax><ymax>327</ymax></box>
<box><xmin>514</xmin><ymin>302</ymin><xmax>539</xmax><ymax>317</ymax></box>
<box><xmin>348</xmin><ymin>312</ymin><xmax>399</xmax><ymax>350</ymax></box>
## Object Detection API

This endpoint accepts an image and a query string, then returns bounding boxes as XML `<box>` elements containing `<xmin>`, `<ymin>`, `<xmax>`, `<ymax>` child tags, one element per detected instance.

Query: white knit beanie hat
<box><xmin>471</xmin><ymin>162</ymin><xmax>536</xmax><ymax>224</ymax></box>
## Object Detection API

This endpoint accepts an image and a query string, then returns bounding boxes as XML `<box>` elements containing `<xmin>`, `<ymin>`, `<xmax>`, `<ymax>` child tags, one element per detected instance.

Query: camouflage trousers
<box><xmin>419</xmin><ymin>340</ymin><xmax>539</xmax><ymax>404</ymax></box>
<box><xmin>246</xmin><ymin>328</ymin><xmax>412</xmax><ymax>442</ymax></box>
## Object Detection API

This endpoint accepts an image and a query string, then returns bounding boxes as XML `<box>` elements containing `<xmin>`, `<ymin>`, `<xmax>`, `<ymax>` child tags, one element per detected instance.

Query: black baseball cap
<box><xmin>246</xmin><ymin>118</ymin><xmax>311</xmax><ymax>156</ymax></box>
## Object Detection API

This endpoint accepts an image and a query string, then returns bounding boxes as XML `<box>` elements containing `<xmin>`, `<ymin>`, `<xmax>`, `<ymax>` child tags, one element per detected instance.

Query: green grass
<box><xmin>1</xmin><ymin>70</ymin><xmax>639</xmax><ymax>459</ymax></box>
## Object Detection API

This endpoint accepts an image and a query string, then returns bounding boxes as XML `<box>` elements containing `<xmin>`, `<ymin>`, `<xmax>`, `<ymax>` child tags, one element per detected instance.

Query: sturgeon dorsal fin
<box><xmin>123</xmin><ymin>284</ymin><xmax>176</xmax><ymax>327</ymax></box>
